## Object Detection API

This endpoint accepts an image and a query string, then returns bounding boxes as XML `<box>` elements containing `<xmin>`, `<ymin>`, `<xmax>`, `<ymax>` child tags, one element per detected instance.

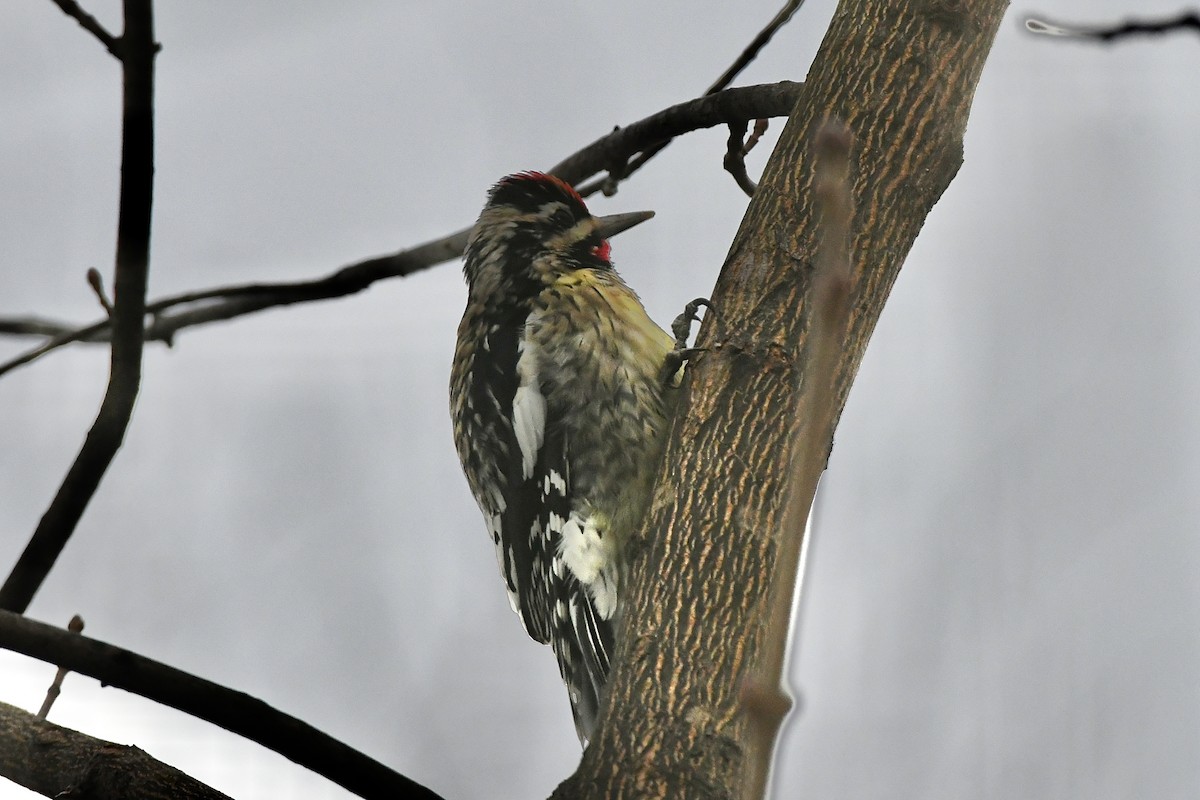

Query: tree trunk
<box><xmin>556</xmin><ymin>1</ymin><xmax>1009</xmax><ymax>798</ymax></box>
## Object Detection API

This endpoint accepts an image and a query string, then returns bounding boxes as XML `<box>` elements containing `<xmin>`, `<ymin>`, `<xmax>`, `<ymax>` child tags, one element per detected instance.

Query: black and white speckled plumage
<box><xmin>450</xmin><ymin>172</ymin><xmax>677</xmax><ymax>743</ymax></box>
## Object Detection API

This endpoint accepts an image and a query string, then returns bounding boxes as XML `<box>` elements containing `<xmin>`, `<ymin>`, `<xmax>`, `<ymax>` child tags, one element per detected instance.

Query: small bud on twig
<box><xmin>86</xmin><ymin>268</ymin><xmax>114</xmax><ymax>316</ymax></box>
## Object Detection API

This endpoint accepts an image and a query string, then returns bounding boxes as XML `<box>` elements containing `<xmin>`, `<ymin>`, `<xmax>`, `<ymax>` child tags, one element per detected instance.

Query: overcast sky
<box><xmin>2</xmin><ymin>2</ymin><xmax>1199</xmax><ymax>798</ymax></box>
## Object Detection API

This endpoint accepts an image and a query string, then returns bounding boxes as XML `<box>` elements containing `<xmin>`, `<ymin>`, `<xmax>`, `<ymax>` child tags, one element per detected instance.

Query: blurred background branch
<box><xmin>1025</xmin><ymin>10</ymin><xmax>1200</xmax><ymax>41</ymax></box>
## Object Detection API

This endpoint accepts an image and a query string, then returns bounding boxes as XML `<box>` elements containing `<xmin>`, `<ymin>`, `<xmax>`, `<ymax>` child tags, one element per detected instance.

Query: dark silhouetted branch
<box><xmin>723</xmin><ymin>120</ymin><xmax>758</xmax><ymax>196</ymax></box>
<box><xmin>0</xmin><ymin>318</ymin><xmax>74</xmax><ymax>338</ymax></box>
<box><xmin>48</xmin><ymin>0</ymin><xmax>121</xmax><ymax>57</ymax></box>
<box><xmin>709</xmin><ymin>0</ymin><xmax>807</xmax><ymax>94</ymax></box>
<box><xmin>0</xmin><ymin>611</ymin><xmax>445</xmax><ymax>800</ymax></box>
<box><xmin>0</xmin><ymin>0</ymin><xmax>157</xmax><ymax>614</ymax></box>
<box><xmin>551</xmin><ymin>81</ymin><xmax>802</xmax><ymax>188</ymax></box>
<box><xmin>1026</xmin><ymin>11</ymin><xmax>1200</xmax><ymax>41</ymax></box>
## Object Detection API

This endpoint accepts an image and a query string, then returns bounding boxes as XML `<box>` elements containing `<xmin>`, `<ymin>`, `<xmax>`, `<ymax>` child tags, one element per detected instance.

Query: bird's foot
<box><xmin>660</xmin><ymin>297</ymin><xmax>711</xmax><ymax>385</ymax></box>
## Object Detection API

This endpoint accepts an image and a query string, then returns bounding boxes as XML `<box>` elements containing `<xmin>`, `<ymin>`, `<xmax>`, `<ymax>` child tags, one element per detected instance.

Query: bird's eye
<box><xmin>551</xmin><ymin>208</ymin><xmax>575</xmax><ymax>228</ymax></box>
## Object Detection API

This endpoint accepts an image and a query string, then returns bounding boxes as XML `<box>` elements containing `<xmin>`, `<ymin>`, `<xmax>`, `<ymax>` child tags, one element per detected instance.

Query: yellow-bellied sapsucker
<box><xmin>450</xmin><ymin>172</ymin><xmax>701</xmax><ymax>744</ymax></box>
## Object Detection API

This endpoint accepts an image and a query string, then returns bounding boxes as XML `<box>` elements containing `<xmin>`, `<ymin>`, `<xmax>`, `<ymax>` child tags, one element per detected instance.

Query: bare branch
<box><xmin>2</xmin><ymin>699</ymin><xmax>234</xmax><ymax>800</ymax></box>
<box><xmin>0</xmin><ymin>81</ymin><xmax>803</xmax><ymax>377</ymax></box>
<box><xmin>743</xmin><ymin>118</ymin><xmax>769</xmax><ymax>155</ymax></box>
<box><xmin>0</xmin><ymin>611</ymin><xmax>445</xmax><ymax>800</ymax></box>
<box><xmin>723</xmin><ymin>117</ymin><xmax>770</xmax><ymax>197</ymax></box>
<box><xmin>47</xmin><ymin>0</ymin><xmax>122</xmax><ymax>57</ymax></box>
<box><xmin>552</xmin><ymin>80</ymin><xmax>801</xmax><ymax>189</ymax></box>
<box><xmin>0</xmin><ymin>1</ymin><xmax>157</xmax><ymax>614</ymax></box>
<box><xmin>1026</xmin><ymin>11</ymin><xmax>1200</xmax><ymax>41</ymax></box>
<box><xmin>0</xmin><ymin>317</ymin><xmax>79</xmax><ymax>338</ymax></box>
<box><xmin>707</xmin><ymin>0</ymin><xmax>807</xmax><ymax>94</ymax></box>
<box><xmin>0</xmin><ymin>316</ymin><xmax>126</xmax><ymax>375</ymax></box>
<box><xmin>576</xmin><ymin>0</ymin><xmax>806</xmax><ymax>196</ymax></box>
<box><xmin>723</xmin><ymin>120</ymin><xmax>758</xmax><ymax>197</ymax></box>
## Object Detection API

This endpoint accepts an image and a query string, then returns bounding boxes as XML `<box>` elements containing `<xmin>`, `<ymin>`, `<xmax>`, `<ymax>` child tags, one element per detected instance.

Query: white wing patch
<box><xmin>544</xmin><ymin>470</ymin><xmax>567</xmax><ymax>497</ymax></box>
<box><xmin>557</xmin><ymin>512</ymin><xmax>620</xmax><ymax>619</ymax></box>
<box><xmin>513</xmin><ymin>386</ymin><xmax>545</xmax><ymax>479</ymax></box>
<box><xmin>513</xmin><ymin>341</ymin><xmax>546</xmax><ymax>479</ymax></box>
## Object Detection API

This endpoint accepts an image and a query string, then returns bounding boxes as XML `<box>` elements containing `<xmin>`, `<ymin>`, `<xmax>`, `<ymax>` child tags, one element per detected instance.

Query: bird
<box><xmin>449</xmin><ymin>171</ymin><xmax>703</xmax><ymax>744</ymax></box>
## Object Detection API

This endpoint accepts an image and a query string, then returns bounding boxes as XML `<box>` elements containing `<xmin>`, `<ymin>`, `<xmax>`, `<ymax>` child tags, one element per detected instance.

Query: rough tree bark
<box><xmin>556</xmin><ymin>1</ymin><xmax>1009</xmax><ymax>798</ymax></box>
<box><xmin>0</xmin><ymin>701</ymin><xmax>232</xmax><ymax>800</ymax></box>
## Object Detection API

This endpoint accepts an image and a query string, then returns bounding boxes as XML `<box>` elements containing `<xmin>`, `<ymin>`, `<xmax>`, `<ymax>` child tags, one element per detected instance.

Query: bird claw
<box><xmin>660</xmin><ymin>298</ymin><xmax>711</xmax><ymax>384</ymax></box>
<box><xmin>670</xmin><ymin>298</ymin><xmax>711</xmax><ymax>348</ymax></box>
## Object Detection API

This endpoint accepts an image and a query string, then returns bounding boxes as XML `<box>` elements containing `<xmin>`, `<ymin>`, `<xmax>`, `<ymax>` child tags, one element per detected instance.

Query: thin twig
<box><xmin>86</xmin><ymin>268</ymin><xmax>113</xmax><ymax>316</ymax></box>
<box><xmin>575</xmin><ymin>0</ymin><xmax>806</xmax><ymax>197</ymax></box>
<box><xmin>47</xmin><ymin>0</ymin><xmax>122</xmax><ymax>57</ymax></box>
<box><xmin>0</xmin><ymin>82</ymin><xmax>804</xmax><ymax>377</ymax></box>
<box><xmin>552</xmin><ymin>81</ymin><xmax>802</xmax><ymax>190</ymax></box>
<box><xmin>1026</xmin><ymin>11</ymin><xmax>1200</xmax><ymax>41</ymax></box>
<box><xmin>0</xmin><ymin>318</ymin><xmax>77</xmax><ymax>338</ymax></box>
<box><xmin>0</xmin><ymin>610</ymin><xmax>444</xmax><ymax>800</ymax></box>
<box><xmin>744</xmin><ymin>118</ymin><xmax>770</xmax><ymax>154</ymax></box>
<box><xmin>0</xmin><ymin>0</ymin><xmax>157</xmax><ymax>614</ymax></box>
<box><xmin>708</xmin><ymin>0</ymin><xmax>807</xmax><ymax>95</ymax></box>
<box><xmin>724</xmin><ymin>120</ymin><xmax>758</xmax><ymax>196</ymax></box>
<box><xmin>36</xmin><ymin>614</ymin><xmax>83</xmax><ymax>719</ymax></box>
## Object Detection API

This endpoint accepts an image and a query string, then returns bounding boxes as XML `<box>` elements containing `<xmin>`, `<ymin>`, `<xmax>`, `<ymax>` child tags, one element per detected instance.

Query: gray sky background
<box><xmin>2</xmin><ymin>2</ymin><xmax>1198</xmax><ymax>798</ymax></box>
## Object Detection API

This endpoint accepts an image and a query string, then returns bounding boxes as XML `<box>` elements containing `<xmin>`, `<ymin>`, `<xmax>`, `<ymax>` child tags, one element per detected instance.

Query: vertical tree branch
<box><xmin>741</xmin><ymin>118</ymin><xmax>855</xmax><ymax>800</ymax></box>
<box><xmin>0</xmin><ymin>0</ymin><xmax>157</xmax><ymax>613</ymax></box>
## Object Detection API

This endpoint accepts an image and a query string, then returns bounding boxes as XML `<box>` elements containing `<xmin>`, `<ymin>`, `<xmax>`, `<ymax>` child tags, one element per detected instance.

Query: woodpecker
<box><xmin>450</xmin><ymin>172</ymin><xmax>702</xmax><ymax>744</ymax></box>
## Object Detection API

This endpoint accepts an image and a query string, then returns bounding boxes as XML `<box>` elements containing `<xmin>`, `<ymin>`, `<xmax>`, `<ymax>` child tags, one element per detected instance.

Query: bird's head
<box><xmin>463</xmin><ymin>171</ymin><xmax>654</xmax><ymax>300</ymax></box>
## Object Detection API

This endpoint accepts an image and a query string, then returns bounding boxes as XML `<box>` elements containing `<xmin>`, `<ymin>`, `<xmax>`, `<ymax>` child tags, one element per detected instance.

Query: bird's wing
<box><xmin>462</xmin><ymin>319</ymin><xmax>552</xmax><ymax>644</ymax></box>
<box><xmin>531</xmin><ymin>424</ymin><xmax>613</xmax><ymax>743</ymax></box>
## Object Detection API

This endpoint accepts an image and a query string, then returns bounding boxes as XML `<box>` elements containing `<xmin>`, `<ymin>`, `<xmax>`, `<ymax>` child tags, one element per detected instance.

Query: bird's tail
<box><xmin>553</xmin><ymin>578</ymin><xmax>615</xmax><ymax>746</ymax></box>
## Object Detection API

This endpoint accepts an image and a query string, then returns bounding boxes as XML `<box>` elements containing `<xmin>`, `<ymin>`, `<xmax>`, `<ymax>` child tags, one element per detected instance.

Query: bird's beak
<box><xmin>594</xmin><ymin>210</ymin><xmax>655</xmax><ymax>239</ymax></box>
